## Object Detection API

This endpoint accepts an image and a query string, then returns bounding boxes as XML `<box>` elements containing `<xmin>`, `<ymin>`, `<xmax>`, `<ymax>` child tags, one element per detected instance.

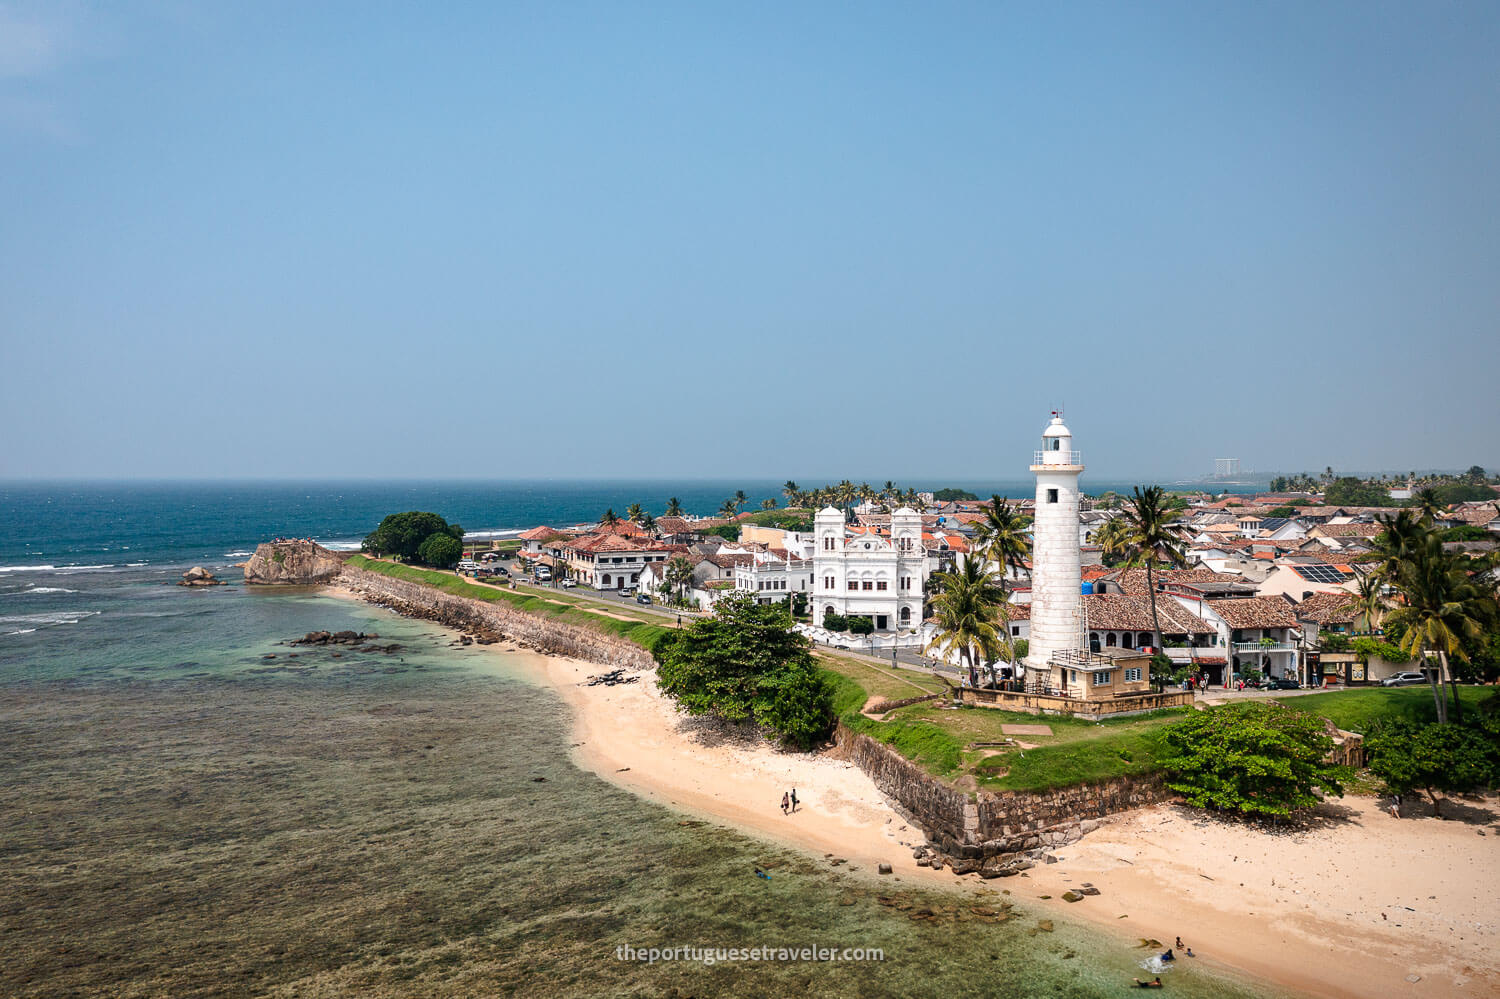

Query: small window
<box><xmin>862</xmin><ymin>580</ymin><xmax>873</xmax><ymax>591</ymax></box>
<box><xmin>1047</xmin><ymin>488</ymin><xmax>1059</xmax><ymax>504</ymax></box>
<box><xmin>1093</xmin><ymin>671</ymin><xmax>1111</xmax><ymax>685</ymax></box>
<box><xmin>1012</xmin><ymin>625</ymin><xmax>1021</xmax><ymax>636</ymax></box>
<box><xmin>876</xmin><ymin>581</ymin><xmax>888</xmax><ymax>591</ymax></box>
<box><xmin>849</xmin><ymin>580</ymin><xmax>859</xmax><ymax>591</ymax></box>
<box><xmin>823</xmin><ymin>537</ymin><xmax>834</xmax><ymax>551</ymax></box>
<box><xmin>1124</xmin><ymin>667</ymin><xmax>1142</xmax><ymax>682</ymax></box>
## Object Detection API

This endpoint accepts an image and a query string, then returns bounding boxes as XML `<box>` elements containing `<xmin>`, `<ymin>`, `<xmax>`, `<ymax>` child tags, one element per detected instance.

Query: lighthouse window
<box><xmin>1046</xmin><ymin>489</ymin><xmax>1059</xmax><ymax>504</ymax></box>
<box><xmin>1048</xmin><ymin>439</ymin><xmax>1060</xmax><ymax>451</ymax></box>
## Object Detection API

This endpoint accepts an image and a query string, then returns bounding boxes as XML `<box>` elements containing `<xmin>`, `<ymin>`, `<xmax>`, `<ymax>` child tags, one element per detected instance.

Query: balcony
<box><xmin>1232</xmin><ymin>642</ymin><xmax>1298</xmax><ymax>654</ymax></box>
<box><xmin>1033</xmin><ymin>450</ymin><xmax>1083</xmax><ymax>466</ymax></box>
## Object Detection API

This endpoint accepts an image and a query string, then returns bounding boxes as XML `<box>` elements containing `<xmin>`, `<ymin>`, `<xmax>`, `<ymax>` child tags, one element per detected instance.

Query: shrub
<box><xmin>846</xmin><ymin>615</ymin><xmax>874</xmax><ymax>636</ymax></box>
<box><xmin>822</xmin><ymin>612</ymin><xmax>847</xmax><ymax>632</ymax></box>
<box><xmin>1366</xmin><ymin>719</ymin><xmax>1498</xmax><ymax>816</ymax></box>
<box><xmin>1160</xmin><ymin>701</ymin><xmax>1348</xmax><ymax>818</ymax></box>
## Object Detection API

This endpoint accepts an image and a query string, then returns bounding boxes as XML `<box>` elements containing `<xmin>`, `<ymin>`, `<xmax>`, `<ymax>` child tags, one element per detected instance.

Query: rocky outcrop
<box><xmin>178</xmin><ymin>566</ymin><xmax>224</xmax><ymax>587</ymax></box>
<box><xmin>244</xmin><ymin>541</ymin><xmax>345</xmax><ymax>585</ymax></box>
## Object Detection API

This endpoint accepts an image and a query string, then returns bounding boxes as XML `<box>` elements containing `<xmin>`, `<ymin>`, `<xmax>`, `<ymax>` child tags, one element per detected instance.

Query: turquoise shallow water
<box><xmin>0</xmin><ymin>578</ymin><xmax>1281</xmax><ymax>997</ymax></box>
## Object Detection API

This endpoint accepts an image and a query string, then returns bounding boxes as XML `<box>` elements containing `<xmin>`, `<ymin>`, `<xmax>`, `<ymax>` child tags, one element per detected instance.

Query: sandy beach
<box><xmin>514</xmin><ymin>648</ymin><xmax>1500</xmax><ymax>999</ymax></box>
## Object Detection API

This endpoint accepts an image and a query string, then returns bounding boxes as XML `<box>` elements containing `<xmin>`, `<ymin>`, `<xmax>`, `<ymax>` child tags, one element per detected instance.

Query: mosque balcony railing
<box><xmin>1033</xmin><ymin>450</ymin><xmax>1083</xmax><ymax>466</ymax></box>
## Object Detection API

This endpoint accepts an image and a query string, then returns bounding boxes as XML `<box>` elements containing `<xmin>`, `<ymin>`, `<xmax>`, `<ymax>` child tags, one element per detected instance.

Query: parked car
<box><xmin>635</xmin><ymin>593</ymin><xmax>651</xmax><ymax>605</ymax></box>
<box><xmin>1381</xmin><ymin>671</ymin><xmax>1428</xmax><ymax>687</ymax></box>
<box><xmin>1264</xmin><ymin>678</ymin><xmax>1301</xmax><ymax>690</ymax></box>
<box><xmin>497</xmin><ymin>567</ymin><xmax>509</xmax><ymax>576</ymax></box>
<box><xmin>560</xmin><ymin>579</ymin><xmax>576</xmax><ymax>589</ymax></box>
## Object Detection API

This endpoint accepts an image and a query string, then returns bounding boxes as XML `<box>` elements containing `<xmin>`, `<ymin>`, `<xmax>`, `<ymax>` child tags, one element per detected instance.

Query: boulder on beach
<box><xmin>244</xmin><ymin>540</ymin><xmax>345</xmax><ymax>585</ymax></box>
<box><xmin>178</xmin><ymin>567</ymin><xmax>224</xmax><ymax>587</ymax></box>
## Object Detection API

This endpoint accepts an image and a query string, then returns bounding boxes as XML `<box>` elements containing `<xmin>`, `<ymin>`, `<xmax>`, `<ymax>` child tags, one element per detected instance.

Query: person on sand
<box><xmin>790</xmin><ymin>788</ymin><xmax>799</xmax><ymax>813</ymax></box>
<box><xmin>1389</xmin><ymin>794</ymin><xmax>1401</xmax><ymax>819</ymax></box>
<box><xmin>1175</xmin><ymin>937</ymin><xmax>1183</xmax><ymax>950</ymax></box>
<box><xmin>1133</xmin><ymin>977</ymin><xmax>1163</xmax><ymax>988</ymax></box>
<box><xmin>1185</xmin><ymin>948</ymin><xmax>1195</xmax><ymax>958</ymax></box>
<box><xmin>781</xmin><ymin>792</ymin><xmax>789</xmax><ymax>815</ymax></box>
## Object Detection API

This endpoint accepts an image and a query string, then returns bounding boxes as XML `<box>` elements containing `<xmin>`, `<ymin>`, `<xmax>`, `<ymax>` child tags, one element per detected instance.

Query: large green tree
<box><xmin>416</xmin><ymin>532</ymin><xmax>463</xmax><ymax>569</ymax></box>
<box><xmin>1161</xmin><ymin>701</ymin><xmax>1348</xmax><ymax>819</ymax></box>
<box><xmin>1365</xmin><ymin>719</ymin><xmax>1497</xmax><ymax>816</ymax></box>
<box><xmin>363</xmin><ymin>511</ymin><xmax>464</xmax><ymax>562</ymax></box>
<box><xmin>652</xmin><ymin>594</ymin><xmax>833</xmax><ymax>750</ymax></box>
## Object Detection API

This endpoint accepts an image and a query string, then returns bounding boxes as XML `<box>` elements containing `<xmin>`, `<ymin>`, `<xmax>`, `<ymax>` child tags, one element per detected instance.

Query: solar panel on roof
<box><xmin>1292</xmin><ymin>564</ymin><xmax>1351</xmax><ymax>584</ymax></box>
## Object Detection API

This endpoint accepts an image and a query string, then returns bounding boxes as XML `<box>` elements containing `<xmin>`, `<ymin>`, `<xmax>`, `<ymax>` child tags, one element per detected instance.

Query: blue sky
<box><xmin>2</xmin><ymin>1</ymin><xmax>1496</xmax><ymax>481</ymax></box>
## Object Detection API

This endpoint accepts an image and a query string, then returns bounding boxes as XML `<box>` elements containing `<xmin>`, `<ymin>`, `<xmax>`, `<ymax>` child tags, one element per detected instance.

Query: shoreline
<box><xmin>328</xmin><ymin>582</ymin><xmax>1500</xmax><ymax>998</ymax></box>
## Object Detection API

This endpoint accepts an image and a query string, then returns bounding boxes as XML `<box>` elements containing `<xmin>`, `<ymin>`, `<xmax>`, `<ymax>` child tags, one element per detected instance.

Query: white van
<box><xmin>456</xmin><ymin>560</ymin><xmax>479</xmax><ymax>572</ymax></box>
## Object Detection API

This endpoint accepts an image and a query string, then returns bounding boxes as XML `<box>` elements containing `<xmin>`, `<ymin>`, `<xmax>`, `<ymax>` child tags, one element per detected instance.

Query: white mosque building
<box><xmin>811</xmin><ymin>505</ymin><xmax>926</xmax><ymax>636</ymax></box>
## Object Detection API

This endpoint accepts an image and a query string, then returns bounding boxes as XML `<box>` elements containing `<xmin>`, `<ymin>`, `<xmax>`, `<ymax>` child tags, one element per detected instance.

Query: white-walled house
<box><xmin>555</xmin><ymin>534</ymin><xmax>674</xmax><ymax>590</ymax></box>
<box><xmin>733</xmin><ymin>550</ymin><xmax>815</xmax><ymax>605</ymax></box>
<box><xmin>1173</xmin><ymin>595</ymin><xmax>1301</xmax><ymax>680</ymax></box>
<box><xmin>811</xmin><ymin>506</ymin><xmax>925</xmax><ymax>636</ymax></box>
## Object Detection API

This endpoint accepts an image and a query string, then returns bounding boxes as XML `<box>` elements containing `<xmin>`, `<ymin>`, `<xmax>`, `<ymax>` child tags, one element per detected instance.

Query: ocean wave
<box><xmin>0</xmin><ymin>610</ymin><xmax>100</xmax><ymax>629</ymax></box>
<box><xmin>0</xmin><ymin>564</ymin><xmax>57</xmax><ymax>573</ymax></box>
<box><xmin>125</xmin><ymin>562</ymin><xmax>149</xmax><ymax>567</ymax></box>
<box><xmin>463</xmin><ymin>529</ymin><xmax>525</xmax><ymax>540</ymax></box>
<box><xmin>23</xmin><ymin>586</ymin><xmax>78</xmax><ymax>594</ymax></box>
<box><xmin>223</xmin><ymin>551</ymin><xmax>254</xmax><ymax>558</ymax></box>
<box><xmin>319</xmin><ymin>541</ymin><xmax>364</xmax><ymax>551</ymax></box>
<box><xmin>3</xmin><ymin>628</ymin><xmax>38</xmax><ymax>636</ymax></box>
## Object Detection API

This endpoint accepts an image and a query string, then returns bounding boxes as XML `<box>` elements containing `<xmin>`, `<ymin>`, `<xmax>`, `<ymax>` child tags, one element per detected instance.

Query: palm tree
<box><xmin>761</xmin><ymin>497</ymin><xmax>777</xmax><ymax>510</ymax></box>
<box><xmin>639</xmin><ymin>512</ymin><xmax>657</xmax><ymax>535</ymax></box>
<box><xmin>663</xmin><ymin>497</ymin><xmax>684</xmax><ymax>517</ymax></box>
<box><xmin>600</xmin><ymin>508</ymin><xmax>621</xmax><ymax>529</ymax></box>
<box><xmin>1093</xmin><ymin>516</ymin><xmax>1132</xmax><ymax>568</ymax></box>
<box><xmin>1391</xmin><ymin>535</ymin><xmax>1490</xmax><ymax>723</ymax></box>
<box><xmin>662</xmin><ymin>555</ymin><xmax>695</xmax><ymax>606</ymax></box>
<box><xmin>971</xmin><ymin>496</ymin><xmax>1031</xmax><ymax>596</ymax></box>
<box><xmin>1119</xmin><ymin>486</ymin><xmax>1187</xmax><ymax>653</ymax></box>
<box><xmin>1371</xmin><ymin>509</ymin><xmax>1428</xmax><ymax>585</ymax></box>
<box><xmin>783</xmin><ymin>481</ymin><xmax>800</xmax><ymax>505</ymax></box>
<box><xmin>924</xmin><ymin>557</ymin><xmax>1006</xmax><ymax>671</ymax></box>
<box><xmin>733</xmin><ymin>489</ymin><xmax>748</xmax><ymax>513</ymax></box>
<box><xmin>1411</xmin><ymin>487</ymin><xmax>1443</xmax><ymax>523</ymax></box>
<box><xmin>835</xmin><ymin>480</ymin><xmax>856</xmax><ymax>519</ymax></box>
<box><xmin>625</xmin><ymin>503</ymin><xmax>644</xmax><ymax>523</ymax></box>
<box><xmin>1352</xmin><ymin>569</ymin><xmax>1386</xmax><ymax>631</ymax></box>
<box><xmin>718</xmin><ymin>499</ymin><xmax>738</xmax><ymax>519</ymax></box>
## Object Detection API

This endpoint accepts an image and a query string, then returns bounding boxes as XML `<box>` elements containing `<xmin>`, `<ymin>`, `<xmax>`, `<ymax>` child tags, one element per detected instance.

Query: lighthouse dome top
<box><xmin>1034</xmin><ymin>412</ymin><xmax>1082</xmax><ymax>467</ymax></box>
<box><xmin>1041</xmin><ymin>413</ymin><xmax>1072</xmax><ymax>439</ymax></box>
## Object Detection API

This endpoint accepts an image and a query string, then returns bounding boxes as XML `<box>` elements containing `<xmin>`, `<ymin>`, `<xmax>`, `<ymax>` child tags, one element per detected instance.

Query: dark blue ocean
<box><xmin>0</xmin><ymin>477</ymin><xmax>1262</xmax><ymax>573</ymax></box>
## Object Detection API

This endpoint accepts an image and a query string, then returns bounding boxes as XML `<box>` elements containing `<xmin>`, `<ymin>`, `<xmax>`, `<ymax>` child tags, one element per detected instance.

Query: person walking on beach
<box><xmin>790</xmin><ymin>788</ymin><xmax>799</xmax><ymax>813</ymax></box>
<box><xmin>781</xmin><ymin>792</ymin><xmax>789</xmax><ymax>815</ymax></box>
<box><xmin>1389</xmin><ymin>793</ymin><xmax>1401</xmax><ymax>819</ymax></box>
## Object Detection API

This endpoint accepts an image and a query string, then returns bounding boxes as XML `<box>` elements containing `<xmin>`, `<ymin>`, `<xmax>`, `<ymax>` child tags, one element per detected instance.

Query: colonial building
<box><xmin>555</xmin><ymin>533</ymin><xmax>674</xmax><ymax>591</ymax></box>
<box><xmin>811</xmin><ymin>506</ymin><xmax>925</xmax><ymax>634</ymax></box>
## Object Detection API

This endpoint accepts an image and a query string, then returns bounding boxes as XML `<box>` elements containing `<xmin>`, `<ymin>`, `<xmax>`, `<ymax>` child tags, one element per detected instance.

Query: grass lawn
<box><xmin>813</xmin><ymin>653</ymin><xmax>945</xmax><ymax>703</ymax></box>
<box><xmin>346</xmin><ymin>555</ymin><xmax>672</xmax><ymax>650</ymax></box>
<box><xmin>1274</xmin><ymin>685</ymin><xmax>1494</xmax><ymax>733</ymax></box>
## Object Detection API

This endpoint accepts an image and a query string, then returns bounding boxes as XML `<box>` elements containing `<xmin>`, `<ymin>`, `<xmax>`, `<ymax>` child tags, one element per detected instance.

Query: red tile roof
<box><xmin>1294</xmin><ymin>591</ymin><xmax>1359</xmax><ymax>626</ymax></box>
<box><xmin>1204</xmin><ymin>596</ymin><xmax>1299</xmax><ymax>629</ymax></box>
<box><xmin>1083</xmin><ymin>594</ymin><xmax>1215</xmax><ymax>634</ymax></box>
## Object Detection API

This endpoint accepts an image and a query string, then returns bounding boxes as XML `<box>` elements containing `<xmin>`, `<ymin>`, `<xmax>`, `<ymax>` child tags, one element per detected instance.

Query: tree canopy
<box><xmin>363</xmin><ymin>512</ymin><xmax>465</xmax><ymax>564</ymax></box>
<box><xmin>1324</xmin><ymin>477</ymin><xmax>1394</xmax><ymax>508</ymax></box>
<box><xmin>416</xmin><ymin>532</ymin><xmax>463</xmax><ymax>569</ymax></box>
<box><xmin>1365</xmin><ymin>718</ymin><xmax>1498</xmax><ymax>816</ymax></box>
<box><xmin>1160</xmin><ymin>701</ymin><xmax>1348</xmax><ymax>818</ymax></box>
<box><xmin>652</xmin><ymin>594</ymin><xmax>834</xmax><ymax>750</ymax></box>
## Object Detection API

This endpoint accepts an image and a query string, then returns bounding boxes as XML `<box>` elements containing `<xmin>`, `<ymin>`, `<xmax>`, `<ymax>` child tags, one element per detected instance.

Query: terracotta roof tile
<box><xmin>1083</xmin><ymin>594</ymin><xmax>1215</xmax><ymax>634</ymax></box>
<box><xmin>1294</xmin><ymin>591</ymin><xmax>1359</xmax><ymax>625</ymax></box>
<box><xmin>1205</xmin><ymin>596</ymin><xmax>1299</xmax><ymax>629</ymax></box>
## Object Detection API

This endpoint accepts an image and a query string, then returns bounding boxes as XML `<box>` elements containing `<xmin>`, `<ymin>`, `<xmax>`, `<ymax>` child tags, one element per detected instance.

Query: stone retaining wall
<box><xmin>960</xmin><ymin>687</ymin><xmax>1194</xmax><ymax>719</ymax></box>
<box><xmin>339</xmin><ymin>566</ymin><xmax>655</xmax><ymax>671</ymax></box>
<box><xmin>835</xmin><ymin>722</ymin><xmax>1172</xmax><ymax>868</ymax></box>
<box><xmin>866</xmin><ymin>693</ymin><xmax>941</xmax><ymax>714</ymax></box>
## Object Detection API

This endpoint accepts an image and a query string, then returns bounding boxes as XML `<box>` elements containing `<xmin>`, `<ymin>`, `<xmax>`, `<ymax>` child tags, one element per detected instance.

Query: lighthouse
<box><xmin>1026</xmin><ymin>412</ymin><xmax>1085</xmax><ymax>673</ymax></box>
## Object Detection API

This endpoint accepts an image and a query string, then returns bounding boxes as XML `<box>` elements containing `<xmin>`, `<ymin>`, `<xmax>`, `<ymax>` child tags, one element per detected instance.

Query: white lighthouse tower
<box><xmin>1026</xmin><ymin>412</ymin><xmax>1085</xmax><ymax>674</ymax></box>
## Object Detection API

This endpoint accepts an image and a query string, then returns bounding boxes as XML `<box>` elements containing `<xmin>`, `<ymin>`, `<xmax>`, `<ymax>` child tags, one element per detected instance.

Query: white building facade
<box><xmin>1026</xmin><ymin>414</ymin><xmax>1086</xmax><ymax>671</ymax></box>
<box><xmin>811</xmin><ymin>506</ymin><xmax>925</xmax><ymax>633</ymax></box>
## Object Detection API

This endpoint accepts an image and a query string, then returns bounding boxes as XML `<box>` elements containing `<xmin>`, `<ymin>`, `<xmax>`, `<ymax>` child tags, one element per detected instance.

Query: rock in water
<box><xmin>244</xmin><ymin>540</ymin><xmax>345</xmax><ymax>585</ymax></box>
<box><xmin>178</xmin><ymin>567</ymin><xmax>224</xmax><ymax>586</ymax></box>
